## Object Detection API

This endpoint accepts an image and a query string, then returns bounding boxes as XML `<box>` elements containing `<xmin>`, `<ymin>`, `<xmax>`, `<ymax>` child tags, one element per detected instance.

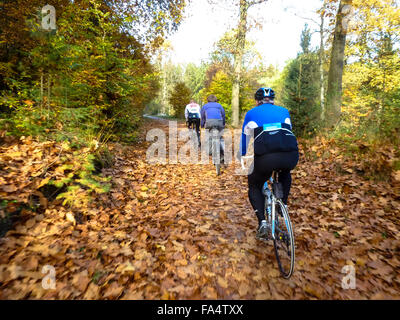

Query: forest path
<box><xmin>0</xmin><ymin>119</ymin><xmax>399</xmax><ymax>299</ymax></box>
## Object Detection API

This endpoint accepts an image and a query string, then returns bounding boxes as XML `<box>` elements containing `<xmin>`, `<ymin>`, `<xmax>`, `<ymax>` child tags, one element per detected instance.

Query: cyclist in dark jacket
<box><xmin>239</xmin><ymin>88</ymin><xmax>299</xmax><ymax>239</ymax></box>
<box><xmin>201</xmin><ymin>95</ymin><xmax>225</xmax><ymax>129</ymax></box>
<box><xmin>201</xmin><ymin>95</ymin><xmax>226</xmax><ymax>162</ymax></box>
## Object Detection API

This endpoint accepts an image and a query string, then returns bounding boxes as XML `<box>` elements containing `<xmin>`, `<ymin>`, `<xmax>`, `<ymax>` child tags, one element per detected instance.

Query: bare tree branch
<box><xmin>248</xmin><ymin>0</ymin><xmax>269</xmax><ymax>7</ymax></box>
<box><xmin>293</xmin><ymin>12</ymin><xmax>319</xmax><ymax>26</ymax></box>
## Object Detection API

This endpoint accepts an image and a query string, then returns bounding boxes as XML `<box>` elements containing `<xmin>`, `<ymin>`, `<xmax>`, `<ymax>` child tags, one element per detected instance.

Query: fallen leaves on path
<box><xmin>0</xmin><ymin>119</ymin><xmax>399</xmax><ymax>299</ymax></box>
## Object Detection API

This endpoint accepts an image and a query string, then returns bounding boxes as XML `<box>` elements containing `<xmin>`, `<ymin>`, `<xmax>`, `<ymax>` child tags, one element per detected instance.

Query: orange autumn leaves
<box><xmin>0</xmin><ymin>120</ymin><xmax>399</xmax><ymax>299</ymax></box>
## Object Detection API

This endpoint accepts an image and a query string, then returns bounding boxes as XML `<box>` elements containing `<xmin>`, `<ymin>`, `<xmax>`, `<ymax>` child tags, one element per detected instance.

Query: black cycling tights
<box><xmin>248</xmin><ymin>151</ymin><xmax>299</xmax><ymax>225</ymax></box>
<box><xmin>187</xmin><ymin>119</ymin><xmax>201</xmax><ymax>142</ymax></box>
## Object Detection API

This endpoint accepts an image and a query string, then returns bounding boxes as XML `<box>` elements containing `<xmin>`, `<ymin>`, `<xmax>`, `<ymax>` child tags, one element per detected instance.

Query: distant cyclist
<box><xmin>239</xmin><ymin>88</ymin><xmax>299</xmax><ymax>239</ymax></box>
<box><xmin>185</xmin><ymin>99</ymin><xmax>201</xmax><ymax>146</ymax></box>
<box><xmin>201</xmin><ymin>95</ymin><xmax>226</xmax><ymax>163</ymax></box>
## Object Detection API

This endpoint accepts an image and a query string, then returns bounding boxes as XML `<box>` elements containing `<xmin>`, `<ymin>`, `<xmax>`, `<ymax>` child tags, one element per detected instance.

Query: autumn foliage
<box><xmin>0</xmin><ymin>0</ymin><xmax>399</xmax><ymax>301</ymax></box>
<box><xmin>0</xmin><ymin>120</ymin><xmax>399</xmax><ymax>299</ymax></box>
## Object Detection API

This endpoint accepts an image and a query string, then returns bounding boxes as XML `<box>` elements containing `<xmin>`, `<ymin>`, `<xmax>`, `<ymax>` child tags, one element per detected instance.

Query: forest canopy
<box><xmin>0</xmin><ymin>0</ymin><xmax>186</xmax><ymax>142</ymax></box>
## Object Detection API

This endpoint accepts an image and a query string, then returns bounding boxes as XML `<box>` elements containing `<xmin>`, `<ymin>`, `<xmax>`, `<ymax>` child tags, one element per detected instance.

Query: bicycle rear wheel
<box><xmin>211</xmin><ymin>129</ymin><xmax>221</xmax><ymax>176</ymax></box>
<box><xmin>273</xmin><ymin>199</ymin><xmax>295</xmax><ymax>279</ymax></box>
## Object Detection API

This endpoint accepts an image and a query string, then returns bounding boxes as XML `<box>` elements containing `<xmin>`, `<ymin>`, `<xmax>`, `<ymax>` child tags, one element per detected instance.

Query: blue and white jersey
<box><xmin>185</xmin><ymin>103</ymin><xmax>201</xmax><ymax>120</ymax></box>
<box><xmin>240</xmin><ymin>103</ymin><xmax>298</xmax><ymax>156</ymax></box>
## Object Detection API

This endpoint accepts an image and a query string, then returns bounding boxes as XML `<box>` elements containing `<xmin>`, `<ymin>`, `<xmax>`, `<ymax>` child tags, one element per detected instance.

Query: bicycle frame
<box><xmin>269</xmin><ymin>179</ymin><xmax>277</xmax><ymax>241</ymax></box>
<box><xmin>268</xmin><ymin>174</ymin><xmax>291</xmax><ymax>241</ymax></box>
<box><xmin>187</xmin><ymin>120</ymin><xmax>201</xmax><ymax>148</ymax></box>
<box><xmin>207</xmin><ymin>128</ymin><xmax>223</xmax><ymax>157</ymax></box>
<box><xmin>206</xmin><ymin>127</ymin><xmax>223</xmax><ymax>175</ymax></box>
<box><xmin>241</xmin><ymin>157</ymin><xmax>295</xmax><ymax>278</ymax></box>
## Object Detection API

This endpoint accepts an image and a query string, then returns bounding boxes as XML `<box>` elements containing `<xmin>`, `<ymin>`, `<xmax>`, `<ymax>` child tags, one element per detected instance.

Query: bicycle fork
<box><xmin>270</xmin><ymin>196</ymin><xmax>277</xmax><ymax>241</ymax></box>
<box><xmin>269</xmin><ymin>195</ymin><xmax>290</xmax><ymax>241</ymax></box>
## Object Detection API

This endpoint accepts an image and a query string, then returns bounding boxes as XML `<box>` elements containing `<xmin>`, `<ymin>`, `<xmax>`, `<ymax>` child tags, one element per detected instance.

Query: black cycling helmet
<box><xmin>255</xmin><ymin>87</ymin><xmax>275</xmax><ymax>101</ymax></box>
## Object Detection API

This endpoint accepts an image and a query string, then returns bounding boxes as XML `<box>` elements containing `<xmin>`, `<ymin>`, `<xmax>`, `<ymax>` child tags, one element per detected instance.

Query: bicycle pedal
<box><xmin>256</xmin><ymin>234</ymin><xmax>270</xmax><ymax>241</ymax></box>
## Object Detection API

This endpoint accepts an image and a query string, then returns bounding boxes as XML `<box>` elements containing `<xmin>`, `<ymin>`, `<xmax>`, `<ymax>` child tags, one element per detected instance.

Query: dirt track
<box><xmin>0</xmin><ymin>118</ymin><xmax>399</xmax><ymax>299</ymax></box>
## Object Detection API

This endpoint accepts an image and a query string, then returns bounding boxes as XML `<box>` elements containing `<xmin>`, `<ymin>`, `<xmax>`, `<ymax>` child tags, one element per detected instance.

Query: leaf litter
<box><xmin>0</xmin><ymin>120</ymin><xmax>399</xmax><ymax>299</ymax></box>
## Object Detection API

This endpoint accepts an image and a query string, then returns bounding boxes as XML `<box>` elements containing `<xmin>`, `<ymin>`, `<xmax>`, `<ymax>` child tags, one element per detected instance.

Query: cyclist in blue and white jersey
<box><xmin>239</xmin><ymin>88</ymin><xmax>299</xmax><ymax>239</ymax></box>
<box><xmin>185</xmin><ymin>99</ymin><xmax>202</xmax><ymax>145</ymax></box>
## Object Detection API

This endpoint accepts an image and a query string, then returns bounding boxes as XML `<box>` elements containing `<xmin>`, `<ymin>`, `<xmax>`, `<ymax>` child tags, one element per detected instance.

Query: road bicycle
<box><xmin>241</xmin><ymin>158</ymin><xmax>295</xmax><ymax>278</ymax></box>
<box><xmin>209</xmin><ymin>127</ymin><xmax>224</xmax><ymax>176</ymax></box>
<box><xmin>187</xmin><ymin>118</ymin><xmax>200</xmax><ymax>148</ymax></box>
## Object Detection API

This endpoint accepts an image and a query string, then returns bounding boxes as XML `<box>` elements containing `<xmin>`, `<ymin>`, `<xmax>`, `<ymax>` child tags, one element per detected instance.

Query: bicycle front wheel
<box><xmin>273</xmin><ymin>199</ymin><xmax>295</xmax><ymax>279</ymax></box>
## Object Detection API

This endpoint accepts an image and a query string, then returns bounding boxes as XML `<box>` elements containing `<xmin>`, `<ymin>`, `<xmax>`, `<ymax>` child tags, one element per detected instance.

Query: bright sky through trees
<box><xmin>167</xmin><ymin>0</ymin><xmax>322</xmax><ymax>67</ymax></box>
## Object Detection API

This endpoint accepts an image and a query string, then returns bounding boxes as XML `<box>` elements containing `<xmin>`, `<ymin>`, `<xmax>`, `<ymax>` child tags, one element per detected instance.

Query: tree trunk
<box><xmin>325</xmin><ymin>0</ymin><xmax>352</xmax><ymax>128</ymax></box>
<box><xmin>298</xmin><ymin>59</ymin><xmax>302</xmax><ymax>100</ymax></box>
<box><xmin>40</xmin><ymin>71</ymin><xmax>44</xmax><ymax>116</ymax></box>
<box><xmin>378</xmin><ymin>67</ymin><xmax>386</xmax><ymax>129</ymax></box>
<box><xmin>47</xmin><ymin>75</ymin><xmax>51</xmax><ymax>119</ymax></box>
<box><xmin>319</xmin><ymin>12</ymin><xmax>325</xmax><ymax>121</ymax></box>
<box><xmin>160</xmin><ymin>59</ymin><xmax>168</xmax><ymax>116</ymax></box>
<box><xmin>231</xmin><ymin>0</ymin><xmax>248</xmax><ymax>127</ymax></box>
<box><xmin>163</xmin><ymin>71</ymin><xmax>167</xmax><ymax>115</ymax></box>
